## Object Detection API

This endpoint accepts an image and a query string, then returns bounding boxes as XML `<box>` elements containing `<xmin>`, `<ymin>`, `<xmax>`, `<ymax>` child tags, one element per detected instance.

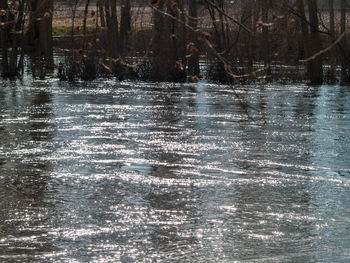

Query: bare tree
<box><xmin>28</xmin><ymin>0</ymin><xmax>54</xmax><ymax>67</ymax></box>
<box><xmin>120</xmin><ymin>0</ymin><xmax>131</xmax><ymax>55</ymax></box>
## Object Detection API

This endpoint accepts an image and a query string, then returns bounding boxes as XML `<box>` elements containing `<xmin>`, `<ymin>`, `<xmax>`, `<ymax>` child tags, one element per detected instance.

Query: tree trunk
<box><xmin>242</xmin><ymin>0</ymin><xmax>253</xmax><ymax>75</ymax></box>
<box><xmin>28</xmin><ymin>0</ymin><xmax>54</xmax><ymax>67</ymax></box>
<box><xmin>0</xmin><ymin>0</ymin><xmax>9</xmax><ymax>76</ymax></box>
<box><xmin>1</xmin><ymin>0</ymin><xmax>26</xmax><ymax>77</ymax></box>
<box><xmin>327</xmin><ymin>0</ymin><xmax>336</xmax><ymax>83</ymax></box>
<box><xmin>261</xmin><ymin>0</ymin><xmax>271</xmax><ymax>76</ymax></box>
<box><xmin>207</xmin><ymin>0</ymin><xmax>223</xmax><ymax>52</ymax></box>
<box><xmin>150</xmin><ymin>0</ymin><xmax>185</xmax><ymax>81</ymax></box>
<box><xmin>188</xmin><ymin>0</ymin><xmax>200</xmax><ymax>77</ymax></box>
<box><xmin>71</xmin><ymin>0</ymin><xmax>79</xmax><ymax>41</ymax></box>
<box><xmin>82</xmin><ymin>0</ymin><xmax>90</xmax><ymax>51</ymax></box>
<box><xmin>119</xmin><ymin>0</ymin><xmax>131</xmax><ymax>55</ymax></box>
<box><xmin>9</xmin><ymin>1</ymin><xmax>24</xmax><ymax>75</ymax></box>
<box><xmin>105</xmin><ymin>0</ymin><xmax>118</xmax><ymax>58</ymax></box>
<box><xmin>218</xmin><ymin>0</ymin><xmax>227</xmax><ymax>53</ymax></box>
<box><xmin>297</xmin><ymin>0</ymin><xmax>312</xmax><ymax>81</ymax></box>
<box><xmin>206</xmin><ymin>0</ymin><xmax>231</xmax><ymax>82</ymax></box>
<box><xmin>307</xmin><ymin>0</ymin><xmax>323</xmax><ymax>84</ymax></box>
<box><xmin>178</xmin><ymin>0</ymin><xmax>186</xmax><ymax>68</ymax></box>
<box><xmin>340</xmin><ymin>0</ymin><xmax>349</xmax><ymax>84</ymax></box>
<box><xmin>98</xmin><ymin>0</ymin><xmax>106</xmax><ymax>28</ymax></box>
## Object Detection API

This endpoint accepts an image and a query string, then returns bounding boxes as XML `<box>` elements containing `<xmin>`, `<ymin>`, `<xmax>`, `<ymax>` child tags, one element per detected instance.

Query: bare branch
<box><xmin>300</xmin><ymin>29</ymin><xmax>348</xmax><ymax>63</ymax></box>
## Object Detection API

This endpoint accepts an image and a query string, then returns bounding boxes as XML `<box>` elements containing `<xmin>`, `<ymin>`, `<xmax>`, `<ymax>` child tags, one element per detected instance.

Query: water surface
<box><xmin>0</xmin><ymin>80</ymin><xmax>350</xmax><ymax>262</ymax></box>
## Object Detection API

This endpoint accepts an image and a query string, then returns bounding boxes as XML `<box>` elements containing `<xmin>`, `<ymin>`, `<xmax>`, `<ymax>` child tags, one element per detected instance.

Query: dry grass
<box><xmin>54</xmin><ymin>2</ymin><xmax>98</xmax><ymax>27</ymax></box>
<box><xmin>53</xmin><ymin>2</ymin><xmax>153</xmax><ymax>28</ymax></box>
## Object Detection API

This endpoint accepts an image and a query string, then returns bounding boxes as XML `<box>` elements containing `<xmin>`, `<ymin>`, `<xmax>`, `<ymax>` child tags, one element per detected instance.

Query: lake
<box><xmin>1</xmin><ymin>79</ymin><xmax>350</xmax><ymax>262</ymax></box>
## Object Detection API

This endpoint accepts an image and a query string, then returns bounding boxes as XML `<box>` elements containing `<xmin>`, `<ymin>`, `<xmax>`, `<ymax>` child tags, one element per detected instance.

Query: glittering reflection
<box><xmin>0</xmin><ymin>81</ymin><xmax>56</xmax><ymax>261</ymax></box>
<box><xmin>0</xmin><ymin>80</ymin><xmax>350</xmax><ymax>262</ymax></box>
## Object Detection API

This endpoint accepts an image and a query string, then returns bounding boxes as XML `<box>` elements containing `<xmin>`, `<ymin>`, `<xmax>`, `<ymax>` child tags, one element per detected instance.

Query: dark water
<box><xmin>0</xmin><ymin>79</ymin><xmax>350</xmax><ymax>263</ymax></box>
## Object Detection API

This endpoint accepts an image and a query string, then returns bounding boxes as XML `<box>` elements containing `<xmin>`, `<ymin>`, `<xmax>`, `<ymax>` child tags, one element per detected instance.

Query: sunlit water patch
<box><xmin>1</xmin><ymin>80</ymin><xmax>350</xmax><ymax>262</ymax></box>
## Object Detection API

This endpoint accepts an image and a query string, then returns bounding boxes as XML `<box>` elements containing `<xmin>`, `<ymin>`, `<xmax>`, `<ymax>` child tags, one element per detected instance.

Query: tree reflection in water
<box><xmin>0</xmin><ymin>81</ymin><xmax>349</xmax><ymax>262</ymax></box>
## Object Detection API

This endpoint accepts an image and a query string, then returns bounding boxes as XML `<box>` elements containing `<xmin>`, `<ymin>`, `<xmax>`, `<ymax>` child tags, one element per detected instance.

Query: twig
<box><xmin>202</xmin><ymin>0</ymin><xmax>251</xmax><ymax>33</ymax></box>
<box><xmin>300</xmin><ymin>29</ymin><xmax>348</xmax><ymax>63</ymax></box>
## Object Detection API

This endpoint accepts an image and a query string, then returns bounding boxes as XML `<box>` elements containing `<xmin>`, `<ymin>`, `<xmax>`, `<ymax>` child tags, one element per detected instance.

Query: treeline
<box><xmin>0</xmin><ymin>0</ymin><xmax>349</xmax><ymax>85</ymax></box>
<box><xmin>0</xmin><ymin>0</ymin><xmax>53</xmax><ymax>77</ymax></box>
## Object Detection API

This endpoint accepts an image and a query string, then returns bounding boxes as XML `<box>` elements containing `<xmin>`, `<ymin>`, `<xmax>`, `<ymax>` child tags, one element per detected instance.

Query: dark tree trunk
<box><xmin>150</xmin><ymin>0</ymin><xmax>185</xmax><ymax>82</ymax></box>
<box><xmin>1</xmin><ymin>0</ymin><xmax>26</xmax><ymax>77</ymax></box>
<box><xmin>297</xmin><ymin>0</ymin><xmax>312</xmax><ymax>81</ymax></box>
<box><xmin>326</xmin><ymin>0</ymin><xmax>336</xmax><ymax>83</ymax></box>
<box><xmin>340</xmin><ymin>0</ymin><xmax>349</xmax><ymax>84</ymax></box>
<box><xmin>98</xmin><ymin>0</ymin><xmax>106</xmax><ymax>28</ymax></box>
<box><xmin>188</xmin><ymin>0</ymin><xmax>200</xmax><ymax>77</ymax></box>
<box><xmin>178</xmin><ymin>0</ymin><xmax>186</xmax><ymax>68</ymax></box>
<box><xmin>104</xmin><ymin>0</ymin><xmax>118</xmax><ymax>58</ymax></box>
<box><xmin>261</xmin><ymin>0</ymin><xmax>271</xmax><ymax>76</ymax></box>
<box><xmin>28</xmin><ymin>0</ymin><xmax>54</xmax><ymax>67</ymax></box>
<box><xmin>71</xmin><ymin>0</ymin><xmax>79</xmax><ymax>41</ymax></box>
<box><xmin>207</xmin><ymin>0</ymin><xmax>225</xmax><ymax>52</ymax></box>
<box><xmin>9</xmin><ymin>1</ymin><xmax>24</xmax><ymax>75</ymax></box>
<box><xmin>0</xmin><ymin>0</ymin><xmax>9</xmax><ymax>76</ymax></box>
<box><xmin>241</xmin><ymin>0</ymin><xmax>253</xmax><ymax>75</ymax></box>
<box><xmin>82</xmin><ymin>0</ymin><xmax>90</xmax><ymax>51</ymax></box>
<box><xmin>119</xmin><ymin>0</ymin><xmax>131</xmax><ymax>55</ymax></box>
<box><xmin>307</xmin><ymin>0</ymin><xmax>323</xmax><ymax>84</ymax></box>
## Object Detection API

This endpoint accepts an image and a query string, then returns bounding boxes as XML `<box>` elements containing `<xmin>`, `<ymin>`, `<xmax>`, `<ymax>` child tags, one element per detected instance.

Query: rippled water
<box><xmin>0</xmin><ymin>79</ymin><xmax>350</xmax><ymax>262</ymax></box>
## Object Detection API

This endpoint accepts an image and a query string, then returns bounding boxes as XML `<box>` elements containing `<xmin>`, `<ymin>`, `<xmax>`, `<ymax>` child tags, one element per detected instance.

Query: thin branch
<box><xmin>300</xmin><ymin>29</ymin><xmax>348</xmax><ymax>63</ymax></box>
<box><xmin>287</xmin><ymin>6</ymin><xmax>330</xmax><ymax>36</ymax></box>
<box><xmin>202</xmin><ymin>0</ymin><xmax>251</xmax><ymax>33</ymax></box>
